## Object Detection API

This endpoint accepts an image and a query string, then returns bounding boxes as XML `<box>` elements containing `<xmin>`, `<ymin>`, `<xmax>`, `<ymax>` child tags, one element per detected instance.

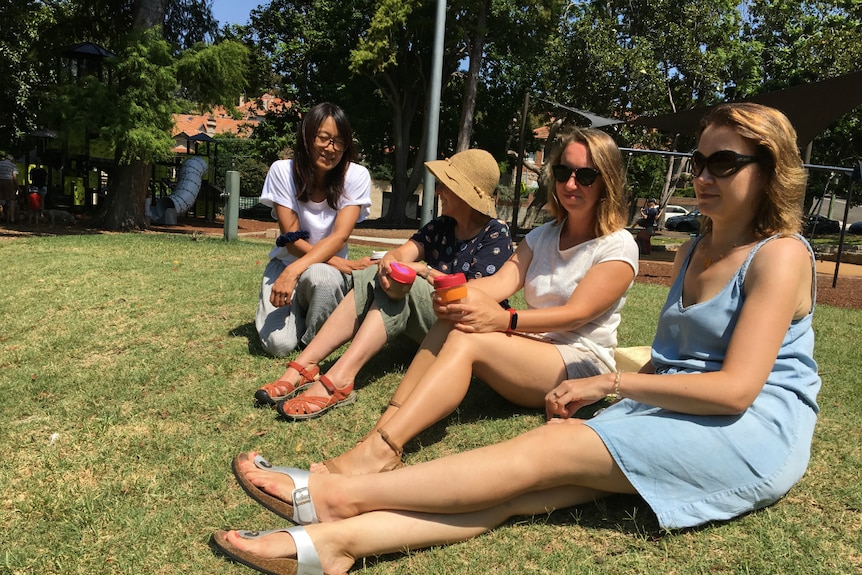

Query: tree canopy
<box><xmin>1</xmin><ymin>0</ymin><xmax>860</xmax><ymax>228</ymax></box>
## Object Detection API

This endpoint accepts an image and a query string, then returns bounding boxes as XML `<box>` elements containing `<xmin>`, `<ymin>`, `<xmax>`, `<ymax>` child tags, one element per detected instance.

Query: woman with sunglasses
<box><xmin>212</xmin><ymin>103</ymin><xmax>820</xmax><ymax>575</ymax></box>
<box><xmin>240</xmin><ymin>126</ymin><xmax>638</xmax><ymax>478</ymax></box>
<box><xmin>255</xmin><ymin>103</ymin><xmax>373</xmax><ymax>357</ymax></box>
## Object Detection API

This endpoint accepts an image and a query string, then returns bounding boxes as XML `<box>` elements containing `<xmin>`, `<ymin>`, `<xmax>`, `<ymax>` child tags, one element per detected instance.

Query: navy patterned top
<box><xmin>411</xmin><ymin>216</ymin><xmax>513</xmax><ymax>279</ymax></box>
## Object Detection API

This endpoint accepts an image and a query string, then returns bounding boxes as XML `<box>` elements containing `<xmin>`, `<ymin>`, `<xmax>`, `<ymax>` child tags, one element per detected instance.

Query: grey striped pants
<box><xmin>255</xmin><ymin>260</ymin><xmax>353</xmax><ymax>357</ymax></box>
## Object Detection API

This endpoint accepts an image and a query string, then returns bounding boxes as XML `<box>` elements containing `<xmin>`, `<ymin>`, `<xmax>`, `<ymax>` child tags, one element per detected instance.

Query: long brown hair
<box><xmin>292</xmin><ymin>102</ymin><xmax>357</xmax><ymax>209</ymax></box>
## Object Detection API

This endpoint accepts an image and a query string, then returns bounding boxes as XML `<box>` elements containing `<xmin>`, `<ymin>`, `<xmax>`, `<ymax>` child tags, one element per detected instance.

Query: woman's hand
<box><xmin>375</xmin><ymin>254</ymin><xmax>398</xmax><ymax>292</ymax></box>
<box><xmin>329</xmin><ymin>255</ymin><xmax>374</xmax><ymax>274</ymax></box>
<box><xmin>271</xmin><ymin>268</ymin><xmax>300</xmax><ymax>307</ymax></box>
<box><xmin>433</xmin><ymin>288</ymin><xmax>507</xmax><ymax>333</ymax></box>
<box><xmin>544</xmin><ymin>375</ymin><xmax>611</xmax><ymax>420</ymax></box>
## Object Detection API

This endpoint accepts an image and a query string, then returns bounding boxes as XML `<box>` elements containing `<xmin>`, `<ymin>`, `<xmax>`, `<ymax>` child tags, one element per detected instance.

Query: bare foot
<box><xmin>222</xmin><ymin>526</ymin><xmax>355</xmax><ymax>575</ymax></box>
<box><xmin>310</xmin><ymin>430</ymin><xmax>402</xmax><ymax>475</ymax></box>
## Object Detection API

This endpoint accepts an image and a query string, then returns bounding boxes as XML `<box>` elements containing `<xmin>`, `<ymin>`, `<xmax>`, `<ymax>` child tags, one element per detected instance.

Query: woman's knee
<box><xmin>259</xmin><ymin>330</ymin><xmax>299</xmax><ymax>357</ymax></box>
<box><xmin>302</xmin><ymin>262</ymin><xmax>346</xmax><ymax>288</ymax></box>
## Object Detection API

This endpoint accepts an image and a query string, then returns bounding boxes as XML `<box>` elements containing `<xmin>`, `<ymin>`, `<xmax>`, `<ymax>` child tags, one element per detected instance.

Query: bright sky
<box><xmin>210</xmin><ymin>0</ymin><xmax>262</xmax><ymax>27</ymax></box>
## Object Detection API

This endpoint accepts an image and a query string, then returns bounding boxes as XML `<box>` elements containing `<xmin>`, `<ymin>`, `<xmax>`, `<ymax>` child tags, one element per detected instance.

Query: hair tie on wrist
<box><xmin>276</xmin><ymin>230</ymin><xmax>310</xmax><ymax>247</ymax></box>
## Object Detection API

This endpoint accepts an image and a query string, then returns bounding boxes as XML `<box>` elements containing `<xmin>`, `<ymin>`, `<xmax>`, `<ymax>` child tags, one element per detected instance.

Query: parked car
<box><xmin>848</xmin><ymin>221</ymin><xmax>862</xmax><ymax>235</ymax></box>
<box><xmin>658</xmin><ymin>204</ymin><xmax>689</xmax><ymax>230</ymax></box>
<box><xmin>805</xmin><ymin>214</ymin><xmax>842</xmax><ymax>235</ymax></box>
<box><xmin>665</xmin><ymin>209</ymin><xmax>702</xmax><ymax>233</ymax></box>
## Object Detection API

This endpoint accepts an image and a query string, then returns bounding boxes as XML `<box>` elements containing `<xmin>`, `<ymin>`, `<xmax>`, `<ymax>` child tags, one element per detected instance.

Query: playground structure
<box><xmin>148</xmin><ymin>156</ymin><xmax>208</xmax><ymax>225</ymax></box>
<box><xmin>13</xmin><ymin>125</ymin><xmax>221</xmax><ymax>224</ymax></box>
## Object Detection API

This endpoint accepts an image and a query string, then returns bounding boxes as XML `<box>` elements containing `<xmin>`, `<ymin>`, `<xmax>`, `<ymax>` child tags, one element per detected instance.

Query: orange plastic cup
<box><xmin>433</xmin><ymin>273</ymin><xmax>467</xmax><ymax>303</ymax></box>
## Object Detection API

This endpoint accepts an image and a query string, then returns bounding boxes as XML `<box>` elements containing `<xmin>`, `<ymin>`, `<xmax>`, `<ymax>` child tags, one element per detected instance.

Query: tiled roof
<box><xmin>171</xmin><ymin>94</ymin><xmax>290</xmax><ymax>148</ymax></box>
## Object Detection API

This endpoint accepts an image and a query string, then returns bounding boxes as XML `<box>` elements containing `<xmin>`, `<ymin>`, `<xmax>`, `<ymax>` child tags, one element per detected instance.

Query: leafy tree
<box><xmin>528</xmin><ymin>0</ymin><xmax>757</xmax><ymax>208</ymax></box>
<box><xmin>744</xmin><ymin>0</ymin><xmax>862</xmax><ymax>209</ymax></box>
<box><xmin>164</xmin><ymin>0</ymin><xmax>219</xmax><ymax>50</ymax></box>
<box><xmin>213</xmin><ymin>133</ymin><xmax>271</xmax><ymax>197</ymax></box>
<box><xmin>0</xmin><ymin>1</ymin><xmax>57</xmax><ymax>151</ymax></box>
<box><xmin>30</xmin><ymin>0</ymin><xmax>249</xmax><ymax>230</ymax></box>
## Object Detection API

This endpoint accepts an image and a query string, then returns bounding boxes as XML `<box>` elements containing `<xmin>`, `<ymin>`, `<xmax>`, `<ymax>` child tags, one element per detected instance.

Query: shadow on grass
<box><xmin>229</xmin><ymin>321</ymin><xmax>270</xmax><ymax>356</ymax></box>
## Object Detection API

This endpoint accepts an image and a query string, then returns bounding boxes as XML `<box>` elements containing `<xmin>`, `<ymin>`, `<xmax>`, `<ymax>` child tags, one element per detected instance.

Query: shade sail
<box><xmin>628</xmin><ymin>70</ymin><xmax>862</xmax><ymax>148</ymax></box>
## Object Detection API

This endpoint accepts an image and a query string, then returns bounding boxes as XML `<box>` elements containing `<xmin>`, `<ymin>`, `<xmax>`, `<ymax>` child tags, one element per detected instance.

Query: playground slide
<box><xmin>149</xmin><ymin>156</ymin><xmax>208</xmax><ymax>224</ymax></box>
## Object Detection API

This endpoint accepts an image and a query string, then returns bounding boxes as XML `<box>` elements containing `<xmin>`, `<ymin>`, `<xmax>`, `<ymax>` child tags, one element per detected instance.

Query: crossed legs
<box><xmin>225</xmin><ymin>421</ymin><xmax>635</xmax><ymax>574</ymax></box>
<box><xmin>310</xmin><ymin>321</ymin><xmax>571</xmax><ymax>475</ymax></box>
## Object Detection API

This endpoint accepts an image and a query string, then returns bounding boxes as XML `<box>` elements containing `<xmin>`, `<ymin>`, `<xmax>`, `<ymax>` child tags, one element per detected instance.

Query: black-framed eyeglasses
<box><xmin>691</xmin><ymin>150</ymin><xmax>759</xmax><ymax>178</ymax></box>
<box><xmin>551</xmin><ymin>165</ymin><xmax>601</xmax><ymax>186</ymax></box>
<box><xmin>315</xmin><ymin>133</ymin><xmax>346</xmax><ymax>152</ymax></box>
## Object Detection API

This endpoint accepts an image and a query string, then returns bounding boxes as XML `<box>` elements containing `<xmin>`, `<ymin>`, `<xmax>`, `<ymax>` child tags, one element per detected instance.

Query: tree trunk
<box><xmin>384</xmin><ymin>81</ymin><xmax>424</xmax><ymax>225</ymax></box>
<box><xmin>97</xmin><ymin>0</ymin><xmax>168</xmax><ymax>231</ymax></box>
<box><xmin>97</xmin><ymin>158</ymin><xmax>150</xmax><ymax>231</ymax></box>
<box><xmin>455</xmin><ymin>0</ymin><xmax>489</xmax><ymax>152</ymax></box>
<box><xmin>135</xmin><ymin>0</ymin><xmax>169</xmax><ymax>28</ymax></box>
<box><xmin>94</xmin><ymin>0</ymin><xmax>167</xmax><ymax>231</ymax></box>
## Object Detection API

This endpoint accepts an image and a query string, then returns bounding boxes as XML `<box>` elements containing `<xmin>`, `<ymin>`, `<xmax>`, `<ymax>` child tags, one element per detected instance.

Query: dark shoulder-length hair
<box><xmin>292</xmin><ymin>102</ymin><xmax>358</xmax><ymax>209</ymax></box>
<box><xmin>696</xmin><ymin>103</ymin><xmax>807</xmax><ymax>237</ymax></box>
<box><xmin>541</xmin><ymin>126</ymin><xmax>629</xmax><ymax>237</ymax></box>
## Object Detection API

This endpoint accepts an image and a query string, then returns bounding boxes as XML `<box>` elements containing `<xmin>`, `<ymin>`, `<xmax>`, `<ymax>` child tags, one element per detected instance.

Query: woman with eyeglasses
<box><xmin>254</xmin><ymin>148</ymin><xmax>513</xmax><ymax>419</ymax></box>
<box><xmin>240</xmin><ymin>126</ymin><xmax>638</xmax><ymax>478</ymax></box>
<box><xmin>255</xmin><ymin>102</ymin><xmax>373</xmax><ymax>357</ymax></box>
<box><xmin>212</xmin><ymin>104</ymin><xmax>820</xmax><ymax>575</ymax></box>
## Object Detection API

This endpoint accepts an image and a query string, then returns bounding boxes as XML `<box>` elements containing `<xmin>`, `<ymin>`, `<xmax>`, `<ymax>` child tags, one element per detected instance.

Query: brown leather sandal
<box><xmin>353</xmin><ymin>400</ymin><xmax>402</xmax><ymax>445</ymax></box>
<box><xmin>321</xmin><ymin>427</ymin><xmax>404</xmax><ymax>474</ymax></box>
<box><xmin>254</xmin><ymin>361</ymin><xmax>319</xmax><ymax>406</ymax></box>
<box><xmin>376</xmin><ymin>429</ymin><xmax>404</xmax><ymax>471</ymax></box>
<box><xmin>276</xmin><ymin>374</ymin><xmax>357</xmax><ymax>420</ymax></box>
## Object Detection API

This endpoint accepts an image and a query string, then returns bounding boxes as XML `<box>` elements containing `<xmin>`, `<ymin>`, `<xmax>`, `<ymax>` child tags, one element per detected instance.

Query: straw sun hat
<box><xmin>425</xmin><ymin>149</ymin><xmax>500</xmax><ymax>218</ymax></box>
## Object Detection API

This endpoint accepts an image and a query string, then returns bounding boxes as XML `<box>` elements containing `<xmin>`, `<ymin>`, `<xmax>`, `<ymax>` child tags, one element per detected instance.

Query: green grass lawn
<box><xmin>1</xmin><ymin>233</ymin><xmax>859</xmax><ymax>574</ymax></box>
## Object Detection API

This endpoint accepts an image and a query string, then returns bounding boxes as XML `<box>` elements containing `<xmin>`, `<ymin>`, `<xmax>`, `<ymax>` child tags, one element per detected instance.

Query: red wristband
<box><xmin>506</xmin><ymin>308</ymin><xmax>518</xmax><ymax>333</ymax></box>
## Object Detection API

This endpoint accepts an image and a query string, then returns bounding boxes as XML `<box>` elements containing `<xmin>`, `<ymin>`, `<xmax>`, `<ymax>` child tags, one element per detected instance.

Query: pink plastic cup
<box><xmin>384</xmin><ymin>262</ymin><xmax>417</xmax><ymax>300</ymax></box>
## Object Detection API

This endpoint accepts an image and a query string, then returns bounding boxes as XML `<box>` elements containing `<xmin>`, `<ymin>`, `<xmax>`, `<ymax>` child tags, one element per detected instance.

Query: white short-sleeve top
<box><xmin>259</xmin><ymin>159</ymin><xmax>372</xmax><ymax>262</ymax></box>
<box><xmin>523</xmin><ymin>223</ymin><xmax>639</xmax><ymax>357</ymax></box>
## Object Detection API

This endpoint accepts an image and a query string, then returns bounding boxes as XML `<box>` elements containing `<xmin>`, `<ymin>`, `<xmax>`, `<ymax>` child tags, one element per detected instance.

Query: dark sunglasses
<box><xmin>551</xmin><ymin>165</ymin><xmax>601</xmax><ymax>186</ymax></box>
<box><xmin>691</xmin><ymin>150</ymin><xmax>759</xmax><ymax>178</ymax></box>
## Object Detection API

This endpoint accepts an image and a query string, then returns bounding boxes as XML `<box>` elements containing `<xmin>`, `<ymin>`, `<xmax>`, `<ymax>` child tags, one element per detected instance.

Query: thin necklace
<box><xmin>701</xmin><ymin>241</ymin><xmax>738</xmax><ymax>269</ymax></box>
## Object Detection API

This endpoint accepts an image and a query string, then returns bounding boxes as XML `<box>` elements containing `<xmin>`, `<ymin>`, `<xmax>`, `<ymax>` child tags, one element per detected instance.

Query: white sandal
<box><xmin>212</xmin><ymin>525</ymin><xmax>323</xmax><ymax>575</ymax></box>
<box><xmin>232</xmin><ymin>453</ymin><xmax>319</xmax><ymax>524</ymax></box>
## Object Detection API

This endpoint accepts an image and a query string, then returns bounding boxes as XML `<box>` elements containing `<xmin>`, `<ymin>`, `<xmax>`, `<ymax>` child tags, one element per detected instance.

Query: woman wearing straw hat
<box><xmin>241</xmin><ymin>126</ymin><xmax>638</xmax><ymax>478</ymax></box>
<box><xmin>255</xmin><ymin>148</ymin><xmax>513</xmax><ymax>421</ymax></box>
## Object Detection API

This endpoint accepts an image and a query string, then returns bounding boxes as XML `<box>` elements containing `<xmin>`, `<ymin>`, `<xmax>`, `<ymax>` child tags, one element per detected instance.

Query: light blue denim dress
<box><xmin>585</xmin><ymin>235</ymin><xmax>821</xmax><ymax>530</ymax></box>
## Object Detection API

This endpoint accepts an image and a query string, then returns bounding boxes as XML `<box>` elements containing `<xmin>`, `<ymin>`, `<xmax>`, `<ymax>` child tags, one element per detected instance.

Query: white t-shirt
<box><xmin>259</xmin><ymin>159</ymin><xmax>372</xmax><ymax>262</ymax></box>
<box><xmin>523</xmin><ymin>223</ymin><xmax>639</xmax><ymax>360</ymax></box>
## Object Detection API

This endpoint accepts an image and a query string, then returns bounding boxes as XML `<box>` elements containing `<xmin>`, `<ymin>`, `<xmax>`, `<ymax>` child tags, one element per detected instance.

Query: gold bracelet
<box><xmin>606</xmin><ymin>371</ymin><xmax>622</xmax><ymax>402</ymax></box>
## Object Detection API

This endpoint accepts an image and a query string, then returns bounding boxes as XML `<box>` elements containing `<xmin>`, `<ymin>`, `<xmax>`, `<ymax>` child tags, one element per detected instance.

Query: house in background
<box><xmin>171</xmin><ymin>93</ymin><xmax>287</xmax><ymax>154</ymax></box>
<box><xmin>149</xmin><ymin>95</ymin><xmax>288</xmax><ymax>221</ymax></box>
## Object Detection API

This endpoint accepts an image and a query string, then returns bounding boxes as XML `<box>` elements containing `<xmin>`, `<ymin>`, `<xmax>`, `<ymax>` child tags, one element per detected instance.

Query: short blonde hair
<box><xmin>697</xmin><ymin>103</ymin><xmax>807</xmax><ymax>237</ymax></box>
<box><xmin>542</xmin><ymin>126</ymin><xmax>628</xmax><ymax>237</ymax></box>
